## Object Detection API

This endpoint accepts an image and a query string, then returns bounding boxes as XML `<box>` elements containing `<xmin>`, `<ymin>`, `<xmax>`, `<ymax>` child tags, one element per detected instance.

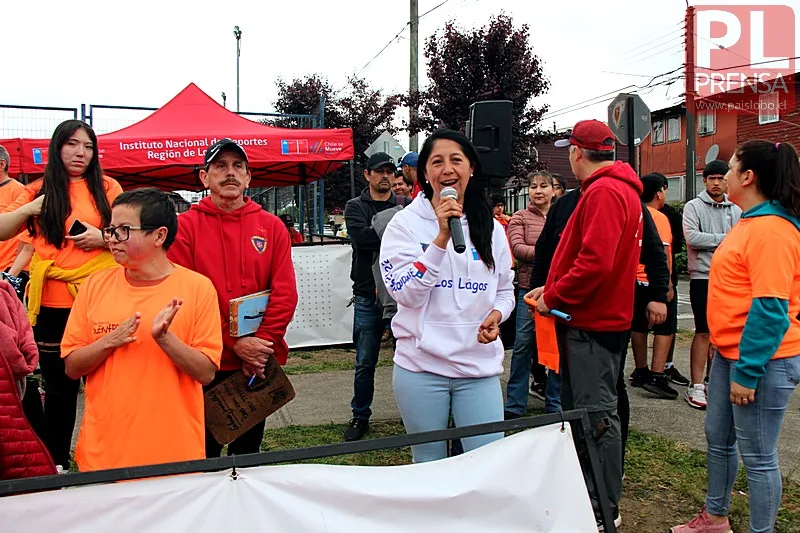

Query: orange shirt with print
<box><xmin>708</xmin><ymin>215</ymin><xmax>800</xmax><ymax>360</ymax></box>
<box><xmin>636</xmin><ymin>206</ymin><xmax>672</xmax><ymax>284</ymax></box>
<box><xmin>0</xmin><ymin>179</ymin><xmax>26</xmax><ymax>270</ymax></box>
<box><xmin>4</xmin><ymin>176</ymin><xmax>123</xmax><ymax>307</ymax></box>
<box><xmin>61</xmin><ymin>265</ymin><xmax>223</xmax><ymax>472</ymax></box>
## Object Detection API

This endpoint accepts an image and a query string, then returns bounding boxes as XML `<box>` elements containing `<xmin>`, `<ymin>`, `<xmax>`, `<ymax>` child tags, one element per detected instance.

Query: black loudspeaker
<box><xmin>468</xmin><ymin>100</ymin><xmax>513</xmax><ymax>179</ymax></box>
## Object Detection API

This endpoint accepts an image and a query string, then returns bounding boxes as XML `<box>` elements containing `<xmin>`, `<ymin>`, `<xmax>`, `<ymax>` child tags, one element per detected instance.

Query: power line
<box><xmin>615</xmin><ymin>21</ymin><xmax>685</xmax><ymax>58</ymax></box>
<box><xmin>695</xmin><ymin>56</ymin><xmax>800</xmax><ymax>72</ymax></box>
<box><xmin>621</xmin><ymin>30</ymin><xmax>684</xmax><ymax>61</ymax></box>
<box><xmin>628</xmin><ymin>42</ymin><xmax>685</xmax><ymax>66</ymax></box>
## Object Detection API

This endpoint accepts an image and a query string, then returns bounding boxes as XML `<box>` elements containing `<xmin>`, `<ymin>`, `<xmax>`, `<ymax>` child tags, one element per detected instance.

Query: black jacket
<box><xmin>344</xmin><ymin>188</ymin><xmax>399</xmax><ymax>298</ymax></box>
<box><xmin>659</xmin><ymin>203</ymin><xmax>684</xmax><ymax>286</ymax></box>
<box><xmin>530</xmin><ymin>188</ymin><xmax>670</xmax><ymax>303</ymax></box>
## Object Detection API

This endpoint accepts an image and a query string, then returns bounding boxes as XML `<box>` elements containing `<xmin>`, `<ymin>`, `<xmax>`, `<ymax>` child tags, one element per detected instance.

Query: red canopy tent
<box><xmin>1</xmin><ymin>83</ymin><xmax>354</xmax><ymax>191</ymax></box>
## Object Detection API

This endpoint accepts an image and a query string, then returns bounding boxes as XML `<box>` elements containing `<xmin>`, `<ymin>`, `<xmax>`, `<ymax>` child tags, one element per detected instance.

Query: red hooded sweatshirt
<box><xmin>542</xmin><ymin>161</ymin><xmax>643</xmax><ymax>331</ymax></box>
<box><xmin>168</xmin><ymin>197</ymin><xmax>298</xmax><ymax>369</ymax></box>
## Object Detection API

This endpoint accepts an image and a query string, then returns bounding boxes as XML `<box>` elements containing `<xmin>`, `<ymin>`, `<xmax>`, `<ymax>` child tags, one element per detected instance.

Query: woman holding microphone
<box><xmin>0</xmin><ymin>119</ymin><xmax>122</xmax><ymax>471</ymax></box>
<box><xmin>379</xmin><ymin>129</ymin><xmax>515</xmax><ymax>463</ymax></box>
<box><xmin>672</xmin><ymin>140</ymin><xmax>800</xmax><ymax>533</ymax></box>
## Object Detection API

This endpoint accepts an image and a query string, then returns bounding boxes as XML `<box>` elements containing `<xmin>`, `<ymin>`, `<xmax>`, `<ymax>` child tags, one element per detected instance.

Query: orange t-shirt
<box><xmin>708</xmin><ymin>215</ymin><xmax>800</xmax><ymax>360</ymax></box>
<box><xmin>4</xmin><ymin>176</ymin><xmax>123</xmax><ymax>307</ymax></box>
<box><xmin>0</xmin><ymin>179</ymin><xmax>26</xmax><ymax>271</ymax></box>
<box><xmin>636</xmin><ymin>206</ymin><xmax>672</xmax><ymax>284</ymax></box>
<box><xmin>61</xmin><ymin>265</ymin><xmax>223</xmax><ymax>472</ymax></box>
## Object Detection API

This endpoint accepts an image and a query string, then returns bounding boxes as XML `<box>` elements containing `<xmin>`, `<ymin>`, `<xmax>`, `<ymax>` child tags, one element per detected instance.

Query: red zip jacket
<box><xmin>542</xmin><ymin>161</ymin><xmax>643</xmax><ymax>331</ymax></box>
<box><xmin>168</xmin><ymin>197</ymin><xmax>298</xmax><ymax>368</ymax></box>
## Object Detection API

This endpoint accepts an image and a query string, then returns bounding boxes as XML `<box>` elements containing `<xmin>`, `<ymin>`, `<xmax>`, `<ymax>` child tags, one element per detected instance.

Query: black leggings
<box><xmin>33</xmin><ymin>307</ymin><xmax>79</xmax><ymax>470</ymax></box>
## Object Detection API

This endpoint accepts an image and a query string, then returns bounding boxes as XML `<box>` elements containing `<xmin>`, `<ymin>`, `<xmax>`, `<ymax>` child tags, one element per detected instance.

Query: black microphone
<box><xmin>440</xmin><ymin>186</ymin><xmax>466</xmax><ymax>254</ymax></box>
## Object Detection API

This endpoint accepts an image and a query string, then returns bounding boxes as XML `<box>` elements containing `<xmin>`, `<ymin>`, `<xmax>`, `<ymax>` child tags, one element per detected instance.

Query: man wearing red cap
<box><xmin>528</xmin><ymin>119</ymin><xmax>643</xmax><ymax>529</ymax></box>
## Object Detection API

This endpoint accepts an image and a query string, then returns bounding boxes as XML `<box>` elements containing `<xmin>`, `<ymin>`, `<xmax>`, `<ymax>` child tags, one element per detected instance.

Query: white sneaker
<box><xmin>685</xmin><ymin>384</ymin><xmax>707</xmax><ymax>410</ymax></box>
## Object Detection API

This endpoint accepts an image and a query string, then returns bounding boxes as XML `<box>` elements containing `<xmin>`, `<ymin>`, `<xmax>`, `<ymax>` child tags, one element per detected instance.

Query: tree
<box><xmin>271</xmin><ymin>75</ymin><xmax>402</xmax><ymax>210</ymax></box>
<box><xmin>412</xmin><ymin>13</ymin><xmax>550</xmax><ymax>181</ymax></box>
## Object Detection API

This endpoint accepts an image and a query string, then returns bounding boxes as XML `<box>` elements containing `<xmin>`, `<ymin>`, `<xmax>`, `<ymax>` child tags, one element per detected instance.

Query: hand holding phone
<box><xmin>68</xmin><ymin>220</ymin><xmax>88</xmax><ymax>236</ymax></box>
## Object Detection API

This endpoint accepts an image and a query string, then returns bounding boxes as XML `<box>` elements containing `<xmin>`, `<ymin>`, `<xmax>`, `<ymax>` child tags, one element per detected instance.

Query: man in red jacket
<box><xmin>529</xmin><ymin>120</ymin><xmax>642</xmax><ymax>529</ymax></box>
<box><xmin>168</xmin><ymin>138</ymin><xmax>298</xmax><ymax>458</ymax></box>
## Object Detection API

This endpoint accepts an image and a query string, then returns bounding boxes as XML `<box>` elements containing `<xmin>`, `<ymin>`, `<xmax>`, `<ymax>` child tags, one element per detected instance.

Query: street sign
<box><xmin>364</xmin><ymin>131</ymin><xmax>406</xmax><ymax>159</ymax></box>
<box><xmin>608</xmin><ymin>93</ymin><xmax>651</xmax><ymax>146</ymax></box>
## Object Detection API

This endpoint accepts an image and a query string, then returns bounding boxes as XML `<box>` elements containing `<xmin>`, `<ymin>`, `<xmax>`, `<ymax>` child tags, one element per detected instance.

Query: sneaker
<box><xmin>629</xmin><ymin>367</ymin><xmax>651</xmax><ymax>388</ymax></box>
<box><xmin>343</xmin><ymin>418</ymin><xmax>369</xmax><ymax>441</ymax></box>
<box><xmin>643</xmin><ymin>373</ymin><xmax>679</xmax><ymax>399</ymax></box>
<box><xmin>685</xmin><ymin>384</ymin><xmax>707</xmax><ymax>410</ymax></box>
<box><xmin>596</xmin><ymin>510</ymin><xmax>622</xmax><ymax>531</ymax></box>
<box><xmin>671</xmin><ymin>507</ymin><xmax>732</xmax><ymax>532</ymax></box>
<box><xmin>664</xmin><ymin>365</ymin><xmax>690</xmax><ymax>386</ymax></box>
<box><xmin>504</xmin><ymin>410</ymin><xmax>521</xmax><ymax>421</ymax></box>
<box><xmin>529</xmin><ymin>381</ymin><xmax>546</xmax><ymax>401</ymax></box>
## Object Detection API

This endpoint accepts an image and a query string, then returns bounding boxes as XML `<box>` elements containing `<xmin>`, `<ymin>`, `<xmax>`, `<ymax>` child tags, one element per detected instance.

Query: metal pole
<box><xmin>409</xmin><ymin>0</ymin><xmax>419</xmax><ymax>151</ymax></box>
<box><xmin>626</xmin><ymin>95</ymin><xmax>637</xmax><ymax>173</ymax></box>
<box><xmin>234</xmin><ymin>26</ymin><xmax>242</xmax><ymax>112</ymax></box>
<box><xmin>221</xmin><ymin>92</ymin><xmax>227</xmax><ymax>108</ymax></box>
<box><xmin>350</xmin><ymin>160</ymin><xmax>356</xmax><ymax>198</ymax></box>
<box><xmin>685</xmin><ymin>6</ymin><xmax>697</xmax><ymax>202</ymax></box>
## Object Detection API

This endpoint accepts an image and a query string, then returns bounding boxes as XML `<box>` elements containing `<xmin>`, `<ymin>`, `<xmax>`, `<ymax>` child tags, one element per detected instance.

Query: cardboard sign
<box><xmin>204</xmin><ymin>356</ymin><xmax>295</xmax><ymax>445</ymax></box>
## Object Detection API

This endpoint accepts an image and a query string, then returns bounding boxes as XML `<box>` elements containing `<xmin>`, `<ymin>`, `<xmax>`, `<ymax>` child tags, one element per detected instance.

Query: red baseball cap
<box><xmin>554</xmin><ymin>120</ymin><xmax>616</xmax><ymax>151</ymax></box>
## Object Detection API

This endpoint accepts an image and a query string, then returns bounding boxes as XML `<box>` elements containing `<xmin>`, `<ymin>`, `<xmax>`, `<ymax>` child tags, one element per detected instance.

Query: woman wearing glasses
<box><xmin>0</xmin><ymin>119</ymin><xmax>121</xmax><ymax>471</ymax></box>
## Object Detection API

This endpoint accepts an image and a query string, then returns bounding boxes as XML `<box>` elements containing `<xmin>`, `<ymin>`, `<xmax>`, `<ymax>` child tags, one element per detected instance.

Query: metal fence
<box><xmin>0</xmin><ymin>99</ymin><xmax>329</xmax><ymax>237</ymax></box>
<box><xmin>0</xmin><ymin>105</ymin><xmax>78</xmax><ymax>138</ymax></box>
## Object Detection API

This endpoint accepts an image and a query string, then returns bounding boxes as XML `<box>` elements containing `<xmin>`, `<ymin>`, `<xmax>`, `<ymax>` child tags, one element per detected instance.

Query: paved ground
<box><xmin>71</xmin><ymin>278</ymin><xmax>800</xmax><ymax>481</ymax></box>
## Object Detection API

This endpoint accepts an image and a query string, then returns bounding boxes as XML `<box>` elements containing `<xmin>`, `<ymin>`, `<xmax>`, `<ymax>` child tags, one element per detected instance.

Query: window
<box><xmin>667</xmin><ymin>116</ymin><xmax>681</xmax><ymax>142</ymax></box>
<box><xmin>698</xmin><ymin>110</ymin><xmax>716</xmax><ymax>135</ymax></box>
<box><xmin>652</xmin><ymin>120</ymin><xmax>665</xmax><ymax>144</ymax></box>
<box><xmin>758</xmin><ymin>93</ymin><xmax>780</xmax><ymax>124</ymax></box>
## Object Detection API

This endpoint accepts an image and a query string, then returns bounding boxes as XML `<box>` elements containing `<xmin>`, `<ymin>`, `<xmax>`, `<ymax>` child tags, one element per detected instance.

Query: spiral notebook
<box><xmin>229</xmin><ymin>290</ymin><xmax>271</xmax><ymax>337</ymax></box>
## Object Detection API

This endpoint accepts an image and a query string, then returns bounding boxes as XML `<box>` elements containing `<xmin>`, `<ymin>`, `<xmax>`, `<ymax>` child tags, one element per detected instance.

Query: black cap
<box><xmin>703</xmin><ymin>159</ymin><xmax>729</xmax><ymax>178</ymax></box>
<box><xmin>279</xmin><ymin>214</ymin><xmax>294</xmax><ymax>227</ymax></box>
<box><xmin>367</xmin><ymin>152</ymin><xmax>395</xmax><ymax>171</ymax></box>
<box><xmin>204</xmin><ymin>138</ymin><xmax>248</xmax><ymax>167</ymax></box>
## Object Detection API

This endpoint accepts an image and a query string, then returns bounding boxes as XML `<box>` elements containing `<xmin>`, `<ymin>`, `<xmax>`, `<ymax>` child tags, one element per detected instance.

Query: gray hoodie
<box><xmin>682</xmin><ymin>190</ymin><xmax>742</xmax><ymax>279</ymax></box>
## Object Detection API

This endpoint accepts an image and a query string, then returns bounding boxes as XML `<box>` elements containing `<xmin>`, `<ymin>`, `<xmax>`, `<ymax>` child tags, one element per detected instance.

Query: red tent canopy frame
<box><xmin>0</xmin><ymin>83</ymin><xmax>354</xmax><ymax>192</ymax></box>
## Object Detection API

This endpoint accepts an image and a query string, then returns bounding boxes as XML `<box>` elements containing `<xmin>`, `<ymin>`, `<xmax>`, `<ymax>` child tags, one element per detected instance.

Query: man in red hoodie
<box><xmin>168</xmin><ymin>138</ymin><xmax>298</xmax><ymax>458</ymax></box>
<box><xmin>529</xmin><ymin>120</ymin><xmax>642</xmax><ymax>529</ymax></box>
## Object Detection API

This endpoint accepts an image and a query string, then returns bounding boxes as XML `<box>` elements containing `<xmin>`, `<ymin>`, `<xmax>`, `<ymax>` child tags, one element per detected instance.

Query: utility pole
<box><xmin>409</xmin><ymin>0</ymin><xmax>419</xmax><ymax>151</ymax></box>
<box><xmin>234</xmin><ymin>25</ymin><xmax>242</xmax><ymax>112</ymax></box>
<box><xmin>684</xmin><ymin>6</ymin><xmax>697</xmax><ymax>202</ymax></box>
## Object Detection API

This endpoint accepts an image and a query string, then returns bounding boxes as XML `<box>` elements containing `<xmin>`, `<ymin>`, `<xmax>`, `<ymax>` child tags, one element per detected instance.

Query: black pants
<box><xmin>34</xmin><ymin>307</ymin><xmax>79</xmax><ymax>469</ymax></box>
<box><xmin>204</xmin><ymin>370</ymin><xmax>267</xmax><ymax>457</ymax></box>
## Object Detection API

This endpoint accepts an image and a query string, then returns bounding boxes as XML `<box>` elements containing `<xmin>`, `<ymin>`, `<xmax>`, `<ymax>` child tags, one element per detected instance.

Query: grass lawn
<box><xmin>261</xmin><ymin>420</ymin><xmax>800</xmax><ymax>533</ymax></box>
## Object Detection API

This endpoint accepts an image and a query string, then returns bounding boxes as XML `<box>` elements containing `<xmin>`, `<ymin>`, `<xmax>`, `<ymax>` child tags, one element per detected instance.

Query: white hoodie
<box><xmin>379</xmin><ymin>194</ymin><xmax>516</xmax><ymax>379</ymax></box>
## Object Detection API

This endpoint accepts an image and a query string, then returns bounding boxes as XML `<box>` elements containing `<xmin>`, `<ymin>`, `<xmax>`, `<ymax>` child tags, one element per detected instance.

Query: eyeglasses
<box><xmin>102</xmin><ymin>225</ymin><xmax>158</xmax><ymax>242</ymax></box>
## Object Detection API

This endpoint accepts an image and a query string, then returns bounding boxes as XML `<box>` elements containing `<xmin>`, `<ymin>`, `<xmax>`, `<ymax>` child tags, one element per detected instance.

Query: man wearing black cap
<box><xmin>343</xmin><ymin>152</ymin><xmax>400</xmax><ymax>441</ymax></box>
<box><xmin>169</xmin><ymin>138</ymin><xmax>299</xmax><ymax>457</ymax></box>
<box><xmin>682</xmin><ymin>159</ymin><xmax>742</xmax><ymax>409</ymax></box>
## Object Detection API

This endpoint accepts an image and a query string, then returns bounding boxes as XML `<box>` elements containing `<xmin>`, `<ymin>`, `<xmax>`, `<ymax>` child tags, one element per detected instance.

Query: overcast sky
<box><xmin>2</xmin><ymin>0</ymin><xmax>798</xmax><ymax>145</ymax></box>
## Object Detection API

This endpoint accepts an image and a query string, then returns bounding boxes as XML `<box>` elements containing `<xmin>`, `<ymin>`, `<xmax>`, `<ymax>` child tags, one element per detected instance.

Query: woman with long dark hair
<box><xmin>0</xmin><ymin>119</ymin><xmax>122</xmax><ymax>471</ymax></box>
<box><xmin>672</xmin><ymin>140</ymin><xmax>800</xmax><ymax>533</ymax></box>
<box><xmin>379</xmin><ymin>129</ymin><xmax>515</xmax><ymax>463</ymax></box>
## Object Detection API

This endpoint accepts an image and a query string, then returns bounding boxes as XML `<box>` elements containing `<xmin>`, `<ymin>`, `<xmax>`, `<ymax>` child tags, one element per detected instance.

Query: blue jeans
<box><xmin>505</xmin><ymin>291</ymin><xmax>536</xmax><ymax>415</ymax></box>
<box><xmin>351</xmin><ymin>295</ymin><xmax>384</xmax><ymax>420</ymax></box>
<box><xmin>392</xmin><ymin>365</ymin><xmax>504</xmax><ymax>463</ymax></box>
<box><xmin>705</xmin><ymin>352</ymin><xmax>800</xmax><ymax>532</ymax></box>
<box><xmin>545</xmin><ymin>369</ymin><xmax>562</xmax><ymax>413</ymax></box>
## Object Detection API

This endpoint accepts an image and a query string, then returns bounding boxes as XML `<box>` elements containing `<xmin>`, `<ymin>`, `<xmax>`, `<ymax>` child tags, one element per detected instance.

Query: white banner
<box><xmin>285</xmin><ymin>245</ymin><xmax>354</xmax><ymax>349</ymax></box>
<box><xmin>0</xmin><ymin>424</ymin><xmax>596</xmax><ymax>532</ymax></box>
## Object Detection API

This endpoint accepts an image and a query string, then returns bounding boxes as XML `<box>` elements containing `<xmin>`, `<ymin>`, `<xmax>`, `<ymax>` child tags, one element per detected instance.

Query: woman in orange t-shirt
<box><xmin>673</xmin><ymin>141</ymin><xmax>800</xmax><ymax>533</ymax></box>
<box><xmin>0</xmin><ymin>119</ymin><xmax>122</xmax><ymax>471</ymax></box>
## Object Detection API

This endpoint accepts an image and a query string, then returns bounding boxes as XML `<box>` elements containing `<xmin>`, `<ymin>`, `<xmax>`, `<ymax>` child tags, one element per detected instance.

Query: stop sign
<box><xmin>608</xmin><ymin>93</ymin><xmax>652</xmax><ymax>146</ymax></box>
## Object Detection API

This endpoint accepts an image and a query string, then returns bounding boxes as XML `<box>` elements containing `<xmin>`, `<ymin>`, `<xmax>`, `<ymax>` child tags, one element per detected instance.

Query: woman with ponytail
<box><xmin>0</xmin><ymin>120</ymin><xmax>122</xmax><ymax>471</ymax></box>
<box><xmin>378</xmin><ymin>129</ymin><xmax>515</xmax><ymax>463</ymax></box>
<box><xmin>672</xmin><ymin>141</ymin><xmax>800</xmax><ymax>533</ymax></box>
